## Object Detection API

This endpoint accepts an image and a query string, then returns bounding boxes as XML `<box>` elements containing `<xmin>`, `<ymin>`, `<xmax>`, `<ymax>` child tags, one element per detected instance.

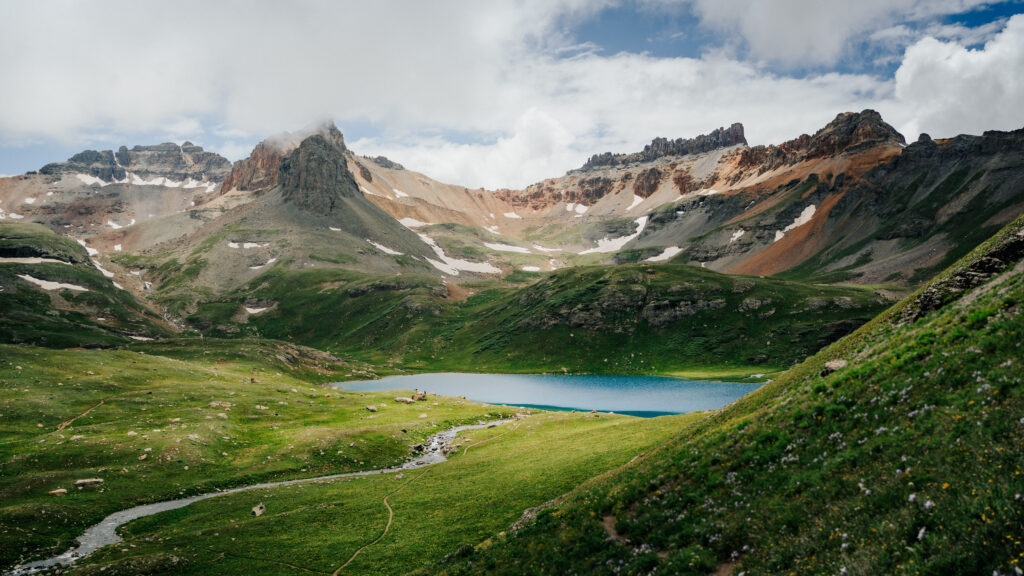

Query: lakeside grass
<box><xmin>78</xmin><ymin>410</ymin><xmax>699</xmax><ymax>575</ymax></box>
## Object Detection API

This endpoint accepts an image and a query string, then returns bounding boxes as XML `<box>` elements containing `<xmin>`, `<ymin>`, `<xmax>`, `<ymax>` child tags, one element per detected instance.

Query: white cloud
<box><xmin>209</xmin><ymin>141</ymin><xmax>258</xmax><ymax>163</ymax></box>
<box><xmin>357</xmin><ymin>52</ymin><xmax>884</xmax><ymax>188</ymax></box>
<box><xmin>883</xmin><ymin>14</ymin><xmax>1024</xmax><ymax>139</ymax></box>
<box><xmin>0</xmin><ymin>1</ymin><xmax>1021</xmax><ymax>189</ymax></box>
<box><xmin>681</xmin><ymin>0</ymin><xmax>995</xmax><ymax>66</ymax></box>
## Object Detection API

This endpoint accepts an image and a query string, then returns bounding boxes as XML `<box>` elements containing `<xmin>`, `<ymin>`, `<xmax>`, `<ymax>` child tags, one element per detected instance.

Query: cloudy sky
<box><xmin>1</xmin><ymin>0</ymin><xmax>1023</xmax><ymax>188</ymax></box>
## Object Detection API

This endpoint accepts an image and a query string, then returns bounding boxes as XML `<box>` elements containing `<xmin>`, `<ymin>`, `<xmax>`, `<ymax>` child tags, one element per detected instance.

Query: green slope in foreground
<box><xmin>436</xmin><ymin>219</ymin><xmax>1024</xmax><ymax>574</ymax></box>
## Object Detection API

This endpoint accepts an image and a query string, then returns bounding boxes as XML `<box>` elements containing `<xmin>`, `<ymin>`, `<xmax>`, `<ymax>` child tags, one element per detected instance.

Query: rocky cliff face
<box><xmin>40</xmin><ymin>142</ymin><xmax>231</xmax><ymax>182</ymax></box>
<box><xmin>221</xmin><ymin>141</ymin><xmax>288</xmax><ymax>192</ymax></box>
<box><xmin>579</xmin><ymin>123</ymin><xmax>746</xmax><ymax>171</ymax></box>
<box><xmin>738</xmin><ymin>110</ymin><xmax>905</xmax><ymax>172</ymax></box>
<box><xmin>279</xmin><ymin>125</ymin><xmax>360</xmax><ymax>214</ymax></box>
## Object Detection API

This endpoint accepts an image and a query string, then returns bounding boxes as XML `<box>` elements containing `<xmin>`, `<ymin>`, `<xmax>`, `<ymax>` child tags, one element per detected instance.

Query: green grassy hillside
<box><xmin>436</xmin><ymin>216</ymin><xmax>1024</xmax><ymax>575</ymax></box>
<box><xmin>0</xmin><ymin>222</ymin><xmax>169</xmax><ymax>347</ymax></box>
<box><xmin>188</xmin><ymin>263</ymin><xmax>888</xmax><ymax>377</ymax></box>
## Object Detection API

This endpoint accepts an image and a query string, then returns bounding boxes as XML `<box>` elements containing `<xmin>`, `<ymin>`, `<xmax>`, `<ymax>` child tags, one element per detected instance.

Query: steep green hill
<box><xmin>436</xmin><ymin>216</ymin><xmax>1024</xmax><ymax>574</ymax></box>
<box><xmin>0</xmin><ymin>222</ymin><xmax>169</xmax><ymax>347</ymax></box>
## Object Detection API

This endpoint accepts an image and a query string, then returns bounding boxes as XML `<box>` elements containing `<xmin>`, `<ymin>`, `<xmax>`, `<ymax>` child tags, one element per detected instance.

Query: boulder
<box><xmin>366</xmin><ymin>405</ymin><xmax>378</xmax><ymax>412</ymax></box>
<box><xmin>252</xmin><ymin>503</ymin><xmax>265</xmax><ymax>517</ymax></box>
<box><xmin>821</xmin><ymin>359</ymin><xmax>849</xmax><ymax>376</ymax></box>
<box><xmin>49</xmin><ymin>488</ymin><xmax>67</xmax><ymax>496</ymax></box>
<box><xmin>394</xmin><ymin>397</ymin><xmax>415</xmax><ymax>404</ymax></box>
<box><xmin>74</xmin><ymin>478</ymin><xmax>104</xmax><ymax>487</ymax></box>
<box><xmin>412</xmin><ymin>392</ymin><xmax>427</xmax><ymax>401</ymax></box>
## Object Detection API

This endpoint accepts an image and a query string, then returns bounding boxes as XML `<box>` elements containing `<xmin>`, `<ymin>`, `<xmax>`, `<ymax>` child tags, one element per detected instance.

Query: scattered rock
<box><xmin>366</xmin><ymin>405</ymin><xmax>378</xmax><ymax>412</ymax></box>
<box><xmin>255</xmin><ymin>405</ymin><xmax>269</xmax><ymax>410</ymax></box>
<box><xmin>138</xmin><ymin>454</ymin><xmax>147</xmax><ymax>461</ymax></box>
<box><xmin>49</xmin><ymin>488</ymin><xmax>67</xmax><ymax>496</ymax></box>
<box><xmin>394</xmin><ymin>397</ymin><xmax>415</xmax><ymax>404</ymax></box>
<box><xmin>821</xmin><ymin>359</ymin><xmax>849</xmax><ymax>376</ymax></box>
<box><xmin>70</xmin><ymin>435</ymin><xmax>86</xmax><ymax>441</ymax></box>
<box><xmin>252</xmin><ymin>503</ymin><xmax>265</xmax><ymax>517</ymax></box>
<box><xmin>412</xmin><ymin>392</ymin><xmax>427</xmax><ymax>401</ymax></box>
<box><xmin>74</xmin><ymin>478</ymin><xmax>104</xmax><ymax>487</ymax></box>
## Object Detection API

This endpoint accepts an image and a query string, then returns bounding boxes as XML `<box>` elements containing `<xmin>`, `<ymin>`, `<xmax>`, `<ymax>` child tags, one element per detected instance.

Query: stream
<box><xmin>5</xmin><ymin>419</ymin><xmax>515</xmax><ymax>576</ymax></box>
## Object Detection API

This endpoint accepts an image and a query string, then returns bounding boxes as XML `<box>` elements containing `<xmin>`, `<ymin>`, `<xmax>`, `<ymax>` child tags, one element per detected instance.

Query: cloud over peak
<box><xmin>0</xmin><ymin>1</ymin><xmax>1021</xmax><ymax>189</ymax></box>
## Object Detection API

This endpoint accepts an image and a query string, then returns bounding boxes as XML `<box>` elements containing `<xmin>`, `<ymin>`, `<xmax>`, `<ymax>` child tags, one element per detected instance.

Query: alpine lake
<box><xmin>334</xmin><ymin>373</ymin><xmax>762</xmax><ymax>417</ymax></box>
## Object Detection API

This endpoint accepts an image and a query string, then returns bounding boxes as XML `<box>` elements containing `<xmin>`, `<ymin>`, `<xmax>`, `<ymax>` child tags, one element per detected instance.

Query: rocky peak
<box><xmin>40</xmin><ymin>142</ymin><xmax>231</xmax><ymax>182</ymax></box>
<box><xmin>368</xmin><ymin>155</ymin><xmax>404</xmax><ymax>170</ymax></box>
<box><xmin>224</xmin><ymin>122</ymin><xmax>348</xmax><ymax>193</ymax></box>
<box><xmin>278</xmin><ymin>129</ymin><xmax>361</xmax><ymax>214</ymax></box>
<box><xmin>804</xmin><ymin>110</ymin><xmax>905</xmax><ymax>158</ymax></box>
<box><xmin>739</xmin><ymin>110</ymin><xmax>905</xmax><ymax>171</ymax></box>
<box><xmin>222</xmin><ymin>141</ymin><xmax>287</xmax><ymax>192</ymax></box>
<box><xmin>578</xmin><ymin>123</ymin><xmax>747</xmax><ymax>171</ymax></box>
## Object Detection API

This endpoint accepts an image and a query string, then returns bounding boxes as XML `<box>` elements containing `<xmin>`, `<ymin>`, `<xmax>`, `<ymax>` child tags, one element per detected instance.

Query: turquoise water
<box><xmin>333</xmin><ymin>373</ymin><xmax>761</xmax><ymax>417</ymax></box>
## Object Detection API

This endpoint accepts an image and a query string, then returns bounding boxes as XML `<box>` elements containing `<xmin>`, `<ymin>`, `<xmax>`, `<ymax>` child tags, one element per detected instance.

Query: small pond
<box><xmin>334</xmin><ymin>373</ymin><xmax>761</xmax><ymax>417</ymax></box>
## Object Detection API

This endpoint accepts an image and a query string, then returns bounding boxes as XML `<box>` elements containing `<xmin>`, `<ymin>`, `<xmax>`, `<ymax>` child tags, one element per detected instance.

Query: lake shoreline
<box><xmin>334</xmin><ymin>372</ymin><xmax>762</xmax><ymax>417</ymax></box>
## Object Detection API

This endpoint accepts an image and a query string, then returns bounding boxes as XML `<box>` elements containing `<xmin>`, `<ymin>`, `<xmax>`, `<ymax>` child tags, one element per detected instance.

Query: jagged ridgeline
<box><xmin>434</xmin><ymin>214</ymin><xmax>1024</xmax><ymax>576</ymax></box>
<box><xmin>578</xmin><ymin>123</ymin><xmax>748</xmax><ymax>170</ymax></box>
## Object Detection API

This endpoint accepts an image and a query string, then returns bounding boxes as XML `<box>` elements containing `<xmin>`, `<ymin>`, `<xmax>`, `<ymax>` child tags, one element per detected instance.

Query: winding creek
<box><xmin>5</xmin><ymin>420</ymin><xmax>515</xmax><ymax>576</ymax></box>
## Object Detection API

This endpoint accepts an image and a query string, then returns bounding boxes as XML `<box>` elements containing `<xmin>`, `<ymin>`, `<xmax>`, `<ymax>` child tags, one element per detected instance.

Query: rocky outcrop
<box><xmin>899</xmin><ymin>221</ymin><xmax>1024</xmax><ymax>324</ymax></box>
<box><xmin>579</xmin><ymin>123</ymin><xmax>746</xmax><ymax>171</ymax></box>
<box><xmin>39</xmin><ymin>142</ymin><xmax>231</xmax><ymax>183</ymax></box>
<box><xmin>221</xmin><ymin>141</ymin><xmax>287</xmax><ymax>192</ymax></box>
<box><xmin>368</xmin><ymin>155</ymin><xmax>404</xmax><ymax>170</ymax></box>
<box><xmin>739</xmin><ymin>110</ymin><xmax>905</xmax><ymax>172</ymax></box>
<box><xmin>279</xmin><ymin>126</ymin><xmax>361</xmax><ymax>214</ymax></box>
<box><xmin>634</xmin><ymin>168</ymin><xmax>663</xmax><ymax>198</ymax></box>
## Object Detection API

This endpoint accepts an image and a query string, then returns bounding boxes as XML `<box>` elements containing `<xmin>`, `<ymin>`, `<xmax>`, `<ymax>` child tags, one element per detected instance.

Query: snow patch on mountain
<box><xmin>774</xmin><ymin>205</ymin><xmax>816</xmax><ymax>242</ymax></box>
<box><xmin>580</xmin><ymin>216</ymin><xmax>649</xmax><ymax>255</ymax></box>
<box><xmin>366</xmin><ymin>239</ymin><xmax>403</xmax><ymax>255</ymax></box>
<box><xmin>484</xmin><ymin>242</ymin><xmax>530</xmax><ymax>254</ymax></box>
<box><xmin>399</xmin><ymin>217</ymin><xmax>432</xmax><ymax>228</ymax></box>
<box><xmin>17</xmin><ymin>274</ymin><xmax>88</xmax><ymax>292</ymax></box>
<box><xmin>626</xmin><ymin>195</ymin><xmax>644</xmax><ymax>211</ymax></box>
<box><xmin>418</xmin><ymin>233</ymin><xmax>500</xmax><ymax>275</ymax></box>
<box><xmin>644</xmin><ymin>246</ymin><xmax>682</xmax><ymax>262</ymax></box>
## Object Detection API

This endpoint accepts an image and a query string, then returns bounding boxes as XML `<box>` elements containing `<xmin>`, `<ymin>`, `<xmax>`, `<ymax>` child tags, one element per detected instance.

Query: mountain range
<box><xmin>2</xmin><ymin>111</ymin><xmax>1022</xmax><ymax>363</ymax></box>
